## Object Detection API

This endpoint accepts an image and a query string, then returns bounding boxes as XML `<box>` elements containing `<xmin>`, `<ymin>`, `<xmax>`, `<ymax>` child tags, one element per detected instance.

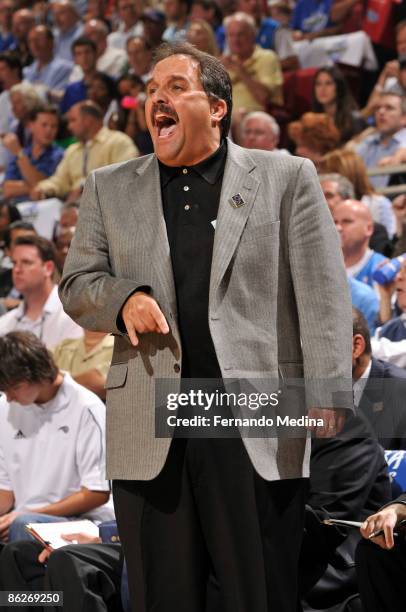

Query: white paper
<box><xmin>26</xmin><ymin>519</ymin><xmax>99</xmax><ymax>549</ymax></box>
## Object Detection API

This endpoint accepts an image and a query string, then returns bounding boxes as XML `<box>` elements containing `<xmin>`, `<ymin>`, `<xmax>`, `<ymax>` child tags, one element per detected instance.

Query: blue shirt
<box><xmin>379</xmin><ymin>315</ymin><xmax>406</xmax><ymax>342</ymax></box>
<box><xmin>348</xmin><ymin>277</ymin><xmax>379</xmax><ymax>334</ymax></box>
<box><xmin>356</xmin><ymin>128</ymin><xmax>406</xmax><ymax>189</ymax></box>
<box><xmin>353</xmin><ymin>250</ymin><xmax>387</xmax><ymax>288</ymax></box>
<box><xmin>5</xmin><ymin>143</ymin><xmax>64</xmax><ymax>195</ymax></box>
<box><xmin>60</xmin><ymin>80</ymin><xmax>87</xmax><ymax>115</ymax></box>
<box><xmin>0</xmin><ymin>33</ymin><xmax>15</xmax><ymax>51</ymax></box>
<box><xmin>217</xmin><ymin>18</ymin><xmax>279</xmax><ymax>52</ymax></box>
<box><xmin>54</xmin><ymin>23</ymin><xmax>84</xmax><ymax>62</ymax></box>
<box><xmin>23</xmin><ymin>57</ymin><xmax>73</xmax><ymax>91</ymax></box>
<box><xmin>292</xmin><ymin>0</ymin><xmax>333</xmax><ymax>32</ymax></box>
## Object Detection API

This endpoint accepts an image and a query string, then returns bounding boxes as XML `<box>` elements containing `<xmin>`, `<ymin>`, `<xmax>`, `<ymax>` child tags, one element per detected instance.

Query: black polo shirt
<box><xmin>159</xmin><ymin>140</ymin><xmax>227</xmax><ymax>380</ymax></box>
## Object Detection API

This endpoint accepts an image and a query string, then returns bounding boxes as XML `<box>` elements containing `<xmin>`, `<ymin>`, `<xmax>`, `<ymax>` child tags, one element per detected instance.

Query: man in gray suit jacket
<box><xmin>60</xmin><ymin>42</ymin><xmax>353</xmax><ymax>612</ymax></box>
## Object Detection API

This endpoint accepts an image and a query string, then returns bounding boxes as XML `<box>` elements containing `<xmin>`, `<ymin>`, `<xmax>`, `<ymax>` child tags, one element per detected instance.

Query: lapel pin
<box><xmin>230</xmin><ymin>193</ymin><xmax>245</xmax><ymax>208</ymax></box>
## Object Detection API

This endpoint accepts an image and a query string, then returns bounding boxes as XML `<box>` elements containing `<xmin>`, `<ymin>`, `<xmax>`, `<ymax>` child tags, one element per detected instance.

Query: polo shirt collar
<box><xmin>159</xmin><ymin>139</ymin><xmax>227</xmax><ymax>187</ymax></box>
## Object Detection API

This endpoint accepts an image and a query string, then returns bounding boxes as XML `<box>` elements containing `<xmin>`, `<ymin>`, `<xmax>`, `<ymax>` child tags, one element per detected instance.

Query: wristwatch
<box><xmin>17</xmin><ymin>150</ymin><xmax>25</xmax><ymax>160</ymax></box>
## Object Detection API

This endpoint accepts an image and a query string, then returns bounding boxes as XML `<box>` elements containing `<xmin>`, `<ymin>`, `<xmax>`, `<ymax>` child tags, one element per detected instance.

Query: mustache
<box><xmin>152</xmin><ymin>103</ymin><xmax>179</xmax><ymax>124</ymax></box>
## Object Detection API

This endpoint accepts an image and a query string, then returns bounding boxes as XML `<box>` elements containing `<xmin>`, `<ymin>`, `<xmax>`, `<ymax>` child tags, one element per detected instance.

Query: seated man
<box><xmin>23</xmin><ymin>25</ymin><xmax>73</xmax><ymax>93</ymax></box>
<box><xmin>291</xmin><ymin>0</ymin><xmax>349</xmax><ymax>41</ymax></box>
<box><xmin>375</xmin><ymin>259</ymin><xmax>406</xmax><ymax>342</ymax></box>
<box><xmin>30</xmin><ymin>101</ymin><xmax>138</xmax><ymax>202</ymax></box>
<box><xmin>356</xmin><ymin>91</ymin><xmax>406</xmax><ymax>190</ymax></box>
<box><xmin>2</xmin><ymin>105</ymin><xmax>64</xmax><ymax>203</ymax></box>
<box><xmin>0</xmin><ymin>331</ymin><xmax>114</xmax><ymax>543</ymax></box>
<box><xmin>0</xmin><ymin>234</ymin><xmax>82</xmax><ymax>349</ymax></box>
<box><xmin>53</xmin><ymin>329</ymin><xmax>114</xmax><ymax>400</ymax></box>
<box><xmin>356</xmin><ymin>494</ymin><xmax>406</xmax><ymax>612</ymax></box>
<box><xmin>221</xmin><ymin>12</ymin><xmax>283</xmax><ymax>115</ymax></box>
<box><xmin>239</xmin><ymin>110</ymin><xmax>288</xmax><ymax>152</ymax></box>
<box><xmin>333</xmin><ymin>199</ymin><xmax>386</xmax><ymax>288</ymax></box>
<box><xmin>353</xmin><ymin>308</ymin><xmax>406</xmax><ymax>449</ymax></box>
<box><xmin>0</xmin><ymin>220</ymin><xmax>36</xmax><ymax>309</ymax></box>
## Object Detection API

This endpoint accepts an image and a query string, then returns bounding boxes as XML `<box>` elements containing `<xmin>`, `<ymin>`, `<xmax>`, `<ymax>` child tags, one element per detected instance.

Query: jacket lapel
<box><xmin>126</xmin><ymin>155</ymin><xmax>177</xmax><ymax>314</ymax></box>
<box><xmin>209</xmin><ymin>141</ymin><xmax>259</xmax><ymax>304</ymax></box>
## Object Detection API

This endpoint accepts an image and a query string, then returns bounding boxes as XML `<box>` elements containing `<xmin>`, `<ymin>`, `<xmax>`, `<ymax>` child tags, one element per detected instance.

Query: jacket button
<box><xmin>174</xmin><ymin>363</ymin><xmax>181</xmax><ymax>373</ymax></box>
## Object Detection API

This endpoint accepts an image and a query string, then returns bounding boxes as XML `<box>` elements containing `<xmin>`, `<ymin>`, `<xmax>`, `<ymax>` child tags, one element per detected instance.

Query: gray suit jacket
<box><xmin>59</xmin><ymin>140</ymin><xmax>353</xmax><ymax>482</ymax></box>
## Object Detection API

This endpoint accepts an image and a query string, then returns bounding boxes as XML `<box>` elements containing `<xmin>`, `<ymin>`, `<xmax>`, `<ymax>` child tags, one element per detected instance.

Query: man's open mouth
<box><xmin>154</xmin><ymin>114</ymin><xmax>178</xmax><ymax>138</ymax></box>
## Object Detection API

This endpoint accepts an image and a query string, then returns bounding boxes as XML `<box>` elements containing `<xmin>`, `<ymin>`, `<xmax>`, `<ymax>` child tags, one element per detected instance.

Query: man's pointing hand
<box><xmin>122</xmin><ymin>291</ymin><xmax>170</xmax><ymax>346</ymax></box>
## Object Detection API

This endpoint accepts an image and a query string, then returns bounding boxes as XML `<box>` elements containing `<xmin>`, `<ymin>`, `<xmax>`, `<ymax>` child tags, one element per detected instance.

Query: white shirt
<box><xmin>0</xmin><ymin>373</ymin><xmax>114</xmax><ymax>523</ymax></box>
<box><xmin>0</xmin><ymin>285</ymin><xmax>83</xmax><ymax>350</ymax></box>
<box><xmin>371</xmin><ymin>336</ymin><xmax>406</xmax><ymax>369</ymax></box>
<box><xmin>353</xmin><ymin>360</ymin><xmax>372</xmax><ymax>408</ymax></box>
<box><xmin>107</xmin><ymin>22</ymin><xmax>143</xmax><ymax>50</ymax></box>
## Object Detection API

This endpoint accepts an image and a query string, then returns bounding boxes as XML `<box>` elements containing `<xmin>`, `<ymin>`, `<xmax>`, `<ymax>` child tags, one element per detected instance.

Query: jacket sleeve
<box><xmin>59</xmin><ymin>170</ymin><xmax>145</xmax><ymax>334</ymax></box>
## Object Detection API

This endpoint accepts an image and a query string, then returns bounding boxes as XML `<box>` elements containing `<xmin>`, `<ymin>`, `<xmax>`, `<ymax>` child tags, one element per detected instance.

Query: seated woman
<box><xmin>186</xmin><ymin>19</ymin><xmax>220</xmax><ymax>56</ymax></box>
<box><xmin>312</xmin><ymin>65</ymin><xmax>366</xmax><ymax>144</ymax></box>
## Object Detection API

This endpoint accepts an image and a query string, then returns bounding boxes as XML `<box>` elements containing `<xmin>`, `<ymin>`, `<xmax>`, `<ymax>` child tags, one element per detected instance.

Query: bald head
<box><xmin>333</xmin><ymin>199</ymin><xmax>373</xmax><ymax>261</ymax></box>
<box><xmin>83</xmin><ymin>19</ymin><xmax>109</xmax><ymax>54</ymax></box>
<box><xmin>12</xmin><ymin>9</ymin><xmax>35</xmax><ymax>41</ymax></box>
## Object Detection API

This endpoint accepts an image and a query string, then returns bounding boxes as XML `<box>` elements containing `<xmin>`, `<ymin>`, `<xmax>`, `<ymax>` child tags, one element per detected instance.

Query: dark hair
<box><xmin>3</xmin><ymin>220</ymin><xmax>35</xmax><ymax>249</ymax></box>
<box><xmin>0</xmin><ymin>332</ymin><xmax>58</xmax><ymax>390</ymax></box>
<box><xmin>152</xmin><ymin>42</ymin><xmax>232</xmax><ymax>138</ymax></box>
<box><xmin>352</xmin><ymin>307</ymin><xmax>371</xmax><ymax>355</ymax></box>
<box><xmin>72</xmin><ymin>36</ymin><xmax>97</xmax><ymax>54</ymax></box>
<box><xmin>89</xmin><ymin>71</ymin><xmax>117</xmax><ymax>102</ymax></box>
<box><xmin>0</xmin><ymin>201</ymin><xmax>21</xmax><ymax>226</ymax></box>
<box><xmin>13</xmin><ymin>234</ymin><xmax>56</xmax><ymax>263</ymax></box>
<box><xmin>192</xmin><ymin>0</ymin><xmax>223</xmax><ymax>27</ymax></box>
<box><xmin>0</xmin><ymin>51</ymin><xmax>23</xmax><ymax>79</ymax></box>
<box><xmin>27</xmin><ymin>104</ymin><xmax>60</xmax><ymax>123</ymax></box>
<box><xmin>312</xmin><ymin>66</ymin><xmax>357</xmax><ymax>142</ymax></box>
<box><xmin>77</xmin><ymin>99</ymin><xmax>104</xmax><ymax>120</ymax></box>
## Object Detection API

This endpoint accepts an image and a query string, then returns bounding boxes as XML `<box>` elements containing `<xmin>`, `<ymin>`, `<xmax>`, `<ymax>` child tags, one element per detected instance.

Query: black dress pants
<box><xmin>0</xmin><ymin>540</ymin><xmax>123</xmax><ymax>612</ymax></box>
<box><xmin>355</xmin><ymin>538</ymin><xmax>406</xmax><ymax>612</ymax></box>
<box><xmin>113</xmin><ymin>438</ymin><xmax>308</xmax><ymax>612</ymax></box>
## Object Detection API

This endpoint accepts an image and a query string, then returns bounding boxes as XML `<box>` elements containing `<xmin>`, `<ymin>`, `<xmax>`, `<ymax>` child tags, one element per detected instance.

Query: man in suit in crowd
<box><xmin>59</xmin><ymin>42</ymin><xmax>352</xmax><ymax>611</ymax></box>
<box><xmin>352</xmin><ymin>307</ymin><xmax>406</xmax><ymax>449</ymax></box>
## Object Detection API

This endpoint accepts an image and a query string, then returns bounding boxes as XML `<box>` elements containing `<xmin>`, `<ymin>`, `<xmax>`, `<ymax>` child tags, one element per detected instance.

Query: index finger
<box><xmin>151</xmin><ymin>302</ymin><xmax>170</xmax><ymax>334</ymax></box>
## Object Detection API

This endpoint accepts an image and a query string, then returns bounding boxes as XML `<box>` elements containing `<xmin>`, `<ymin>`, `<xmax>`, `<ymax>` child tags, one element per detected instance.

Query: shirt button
<box><xmin>174</xmin><ymin>363</ymin><xmax>181</xmax><ymax>373</ymax></box>
<box><xmin>183</xmin><ymin>185</ymin><xmax>189</xmax><ymax>191</ymax></box>
<box><xmin>184</xmin><ymin>204</ymin><xmax>191</xmax><ymax>210</ymax></box>
<box><xmin>182</xmin><ymin>168</ymin><xmax>188</xmax><ymax>174</ymax></box>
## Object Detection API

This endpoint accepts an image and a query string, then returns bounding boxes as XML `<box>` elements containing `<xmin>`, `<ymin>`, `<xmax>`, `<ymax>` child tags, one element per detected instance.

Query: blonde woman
<box><xmin>186</xmin><ymin>18</ymin><xmax>219</xmax><ymax>56</ymax></box>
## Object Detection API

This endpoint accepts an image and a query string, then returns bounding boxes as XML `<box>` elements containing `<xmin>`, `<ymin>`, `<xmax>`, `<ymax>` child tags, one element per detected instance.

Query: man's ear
<box><xmin>210</xmin><ymin>98</ymin><xmax>227</xmax><ymax>127</ymax></box>
<box><xmin>352</xmin><ymin>333</ymin><xmax>366</xmax><ymax>360</ymax></box>
<box><xmin>44</xmin><ymin>260</ymin><xmax>55</xmax><ymax>278</ymax></box>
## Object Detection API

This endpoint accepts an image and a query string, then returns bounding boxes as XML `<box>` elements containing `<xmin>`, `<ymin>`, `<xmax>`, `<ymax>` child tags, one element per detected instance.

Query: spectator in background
<box><xmin>117</xmin><ymin>73</ymin><xmax>152</xmax><ymax>154</ymax></box>
<box><xmin>239</xmin><ymin>110</ymin><xmax>286</xmax><ymax>152</ymax></box>
<box><xmin>0</xmin><ymin>331</ymin><xmax>113</xmax><ymax>544</ymax></box>
<box><xmin>108</xmin><ymin>0</ymin><xmax>144</xmax><ymax>50</ymax></box>
<box><xmin>53</xmin><ymin>329</ymin><xmax>114</xmax><ymax>400</ymax></box>
<box><xmin>0</xmin><ymin>235</ymin><xmax>82</xmax><ymax>348</ymax></box>
<box><xmin>320</xmin><ymin>149</ymin><xmax>396</xmax><ymax>238</ymax></box>
<box><xmin>54</xmin><ymin>224</ymin><xmax>75</xmax><ymax>275</ymax></box>
<box><xmin>0</xmin><ymin>0</ymin><xmax>14</xmax><ymax>52</ymax></box>
<box><xmin>356</xmin><ymin>92</ymin><xmax>406</xmax><ymax>190</ymax></box>
<box><xmin>31</xmin><ymin>101</ymin><xmax>138</xmax><ymax>202</ymax></box>
<box><xmin>52</xmin><ymin>0</ymin><xmax>84</xmax><ymax>62</ymax></box>
<box><xmin>23</xmin><ymin>26</ymin><xmax>73</xmax><ymax>93</ymax></box>
<box><xmin>288</xmin><ymin>112</ymin><xmax>339</xmax><ymax>169</ymax></box>
<box><xmin>291</xmin><ymin>0</ymin><xmax>344</xmax><ymax>41</ymax></box>
<box><xmin>186</xmin><ymin>19</ymin><xmax>219</xmax><ymax>56</ymax></box>
<box><xmin>87</xmin><ymin>72</ymin><xmax>119</xmax><ymax>127</ymax></box>
<box><xmin>139</xmin><ymin>9</ymin><xmax>167</xmax><ymax>49</ymax></box>
<box><xmin>0</xmin><ymin>52</ymin><xmax>22</xmax><ymax>172</ymax></box>
<box><xmin>8</xmin><ymin>82</ymin><xmax>43</xmax><ymax>149</ymax></box>
<box><xmin>319</xmin><ymin>172</ymin><xmax>354</xmax><ymax>212</ymax></box>
<box><xmin>190</xmin><ymin>0</ymin><xmax>223</xmax><ymax>40</ymax></box>
<box><xmin>268</xmin><ymin>0</ymin><xmax>293</xmax><ymax>28</ymax></box>
<box><xmin>363</xmin><ymin>20</ymin><xmax>406</xmax><ymax>118</ymax></box>
<box><xmin>60</xmin><ymin>37</ymin><xmax>98</xmax><ymax>115</ymax></box>
<box><xmin>375</xmin><ymin>259</ymin><xmax>406</xmax><ymax>342</ymax></box>
<box><xmin>333</xmin><ymin>199</ymin><xmax>386</xmax><ymax>288</ymax></box>
<box><xmin>217</xmin><ymin>0</ymin><xmax>298</xmax><ymax>71</ymax></box>
<box><xmin>10</xmin><ymin>9</ymin><xmax>35</xmax><ymax>67</ymax></box>
<box><xmin>3</xmin><ymin>106</ymin><xmax>64</xmax><ymax>203</ymax></box>
<box><xmin>352</xmin><ymin>307</ymin><xmax>406</xmax><ymax>450</ymax></box>
<box><xmin>222</xmin><ymin>12</ymin><xmax>283</xmax><ymax>115</ymax></box>
<box><xmin>126</xmin><ymin>35</ymin><xmax>153</xmax><ymax>81</ymax></box>
<box><xmin>312</xmin><ymin>65</ymin><xmax>365</xmax><ymax>143</ymax></box>
<box><xmin>163</xmin><ymin>0</ymin><xmax>192</xmax><ymax>42</ymax></box>
<box><xmin>0</xmin><ymin>220</ymin><xmax>36</xmax><ymax>313</ymax></box>
<box><xmin>82</xmin><ymin>19</ymin><xmax>127</xmax><ymax>79</ymax></box>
